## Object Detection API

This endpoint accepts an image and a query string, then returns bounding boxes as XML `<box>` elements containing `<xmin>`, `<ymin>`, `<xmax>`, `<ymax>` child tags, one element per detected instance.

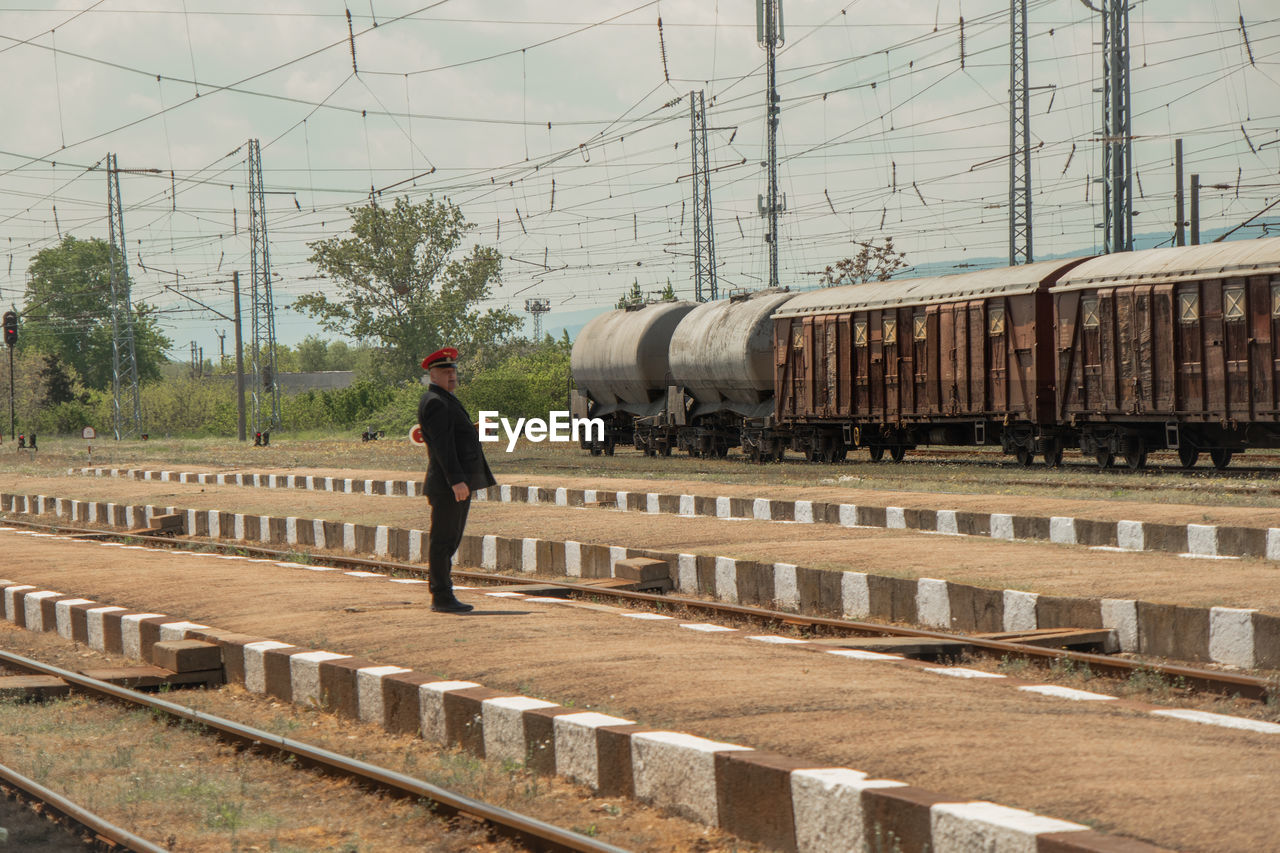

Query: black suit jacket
<box><xmin>417</xmin><ymin>384</ymin><xmax>497</xmax><ymax>497</ymax></box>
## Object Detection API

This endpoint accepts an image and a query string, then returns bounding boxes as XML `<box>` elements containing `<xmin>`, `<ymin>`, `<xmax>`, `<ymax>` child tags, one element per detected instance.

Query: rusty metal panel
<box><xmin>853</xmin><ymin>313</ymin><xmax>870</xmax><ymax>415</ymax></box>
<box><xmin>1203</xmin><ymin>283</ymin><xmax>1227</xmax><ymax>416</ymax></box>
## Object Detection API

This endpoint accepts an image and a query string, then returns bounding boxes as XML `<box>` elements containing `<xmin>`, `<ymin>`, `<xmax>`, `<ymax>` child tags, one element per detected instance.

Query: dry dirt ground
<box><xmin>11</xmin><ymin>468</ymin><xmax>1280</xmax><ymax>614</ymax></box>
<box><xmin>1</xmin><ymin>523</ymin><xmax>1278</xmax><ymax>852</ymax></box>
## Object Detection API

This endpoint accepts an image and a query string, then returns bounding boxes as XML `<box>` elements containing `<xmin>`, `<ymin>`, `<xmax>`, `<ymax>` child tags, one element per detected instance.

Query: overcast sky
<box><xmin>1</xmin><ymin>0</ymin><xmax>1277</xmax><ymax>363</ymax></box>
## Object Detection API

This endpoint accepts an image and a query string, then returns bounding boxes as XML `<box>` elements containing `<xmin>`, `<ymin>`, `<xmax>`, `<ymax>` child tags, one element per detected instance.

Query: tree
<box><xmin>820</xmin><ymin>238</ymin><xmax>909</xmax><ymax>287</ymax></box>
<box><xmin>616</xmin><ymin>279</ymin><xmax>643</xmax><ymax>309</ymax></box>
<box><xmin>296</xmin><ymin>335</ymin><xmax>330</xmax><ymax>372</ymax></box>
<box><xmin>23</xmin><ymin>236</ymin><xmax>172</xmax><ymax>390</ymax></box>
<box><xmin>39</xmin><ymin>353</ymin><xmax>85</xmax><ymax>407</ymax></box>
<box><xmin>297</xmin><ymin>196</ymin><xmax>521</xmax><ymax>385</ymax></box>
<box><xmin>660</xmin><ymin>279</ymin><xmax>677</xmax><ymax>302</ymax></box>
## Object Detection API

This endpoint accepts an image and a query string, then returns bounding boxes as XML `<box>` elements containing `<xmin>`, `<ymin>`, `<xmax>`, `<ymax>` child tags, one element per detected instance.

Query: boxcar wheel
<box><xmin>1210</xmin><ymin>448</ymin><xmax>1233</xmax><ymax>469</ymax></box>
<box><xmin>1043</xmin><ymin>443</ymin><xmax>1064</xmax><ymax>468</ymax></box>
<box><xmin>1178</xmin><ymin>446</ymin><xmax>1199</xmax><ymax>469</ymax></box>
<box><xmin>890</xmin><ymin>445</ymin><xmax>906</xmax><ymax>463</ymax></box>
<box><xmin>1123</xmin><ymin>450</ymin><xmax>1147</xmax><ymax>471</ymax></box>
<box><xmin>660</xmin><ymin>444</ymin><xmax>672</xmax><ymax>457</ymax></box>
<box><xmin>1015</xmin><ymin>448</ymin><xmax>1033</xmax><ymax>467</ymax></box>
<box><xmin>1094</xmin><ymin>450</ymin><xmax>1113</xmax><ymax>469</ymax></box>
<box><xmin>604</xmin><ymin>440</ymin><xmax>615</xmax><ymax>456</ymax></box>
<box><xmin>868</xmin><ymin>445</ymin><xmax>885</xmax><ymax>462</ymax></box>
<box><xmin>589</xmin><ymin>444</ymin><xmax>603</xmax><ymax>457</ymax></box>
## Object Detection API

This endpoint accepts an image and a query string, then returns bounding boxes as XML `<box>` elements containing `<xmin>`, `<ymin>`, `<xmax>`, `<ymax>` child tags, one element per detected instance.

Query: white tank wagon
<box><xmin>666</xmin><ymin>289</ymin><xmax>798</xmax><ymax>458</ymax></box>
<box><xmin>569</xmin><ymin>300</ymin><xmax>697</xmax><ymax>455</ymax></box>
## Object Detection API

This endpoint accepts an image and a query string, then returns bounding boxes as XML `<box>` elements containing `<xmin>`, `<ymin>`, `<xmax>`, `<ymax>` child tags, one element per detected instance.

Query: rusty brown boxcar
<box><xmin>770</xmin><ymin>259</ymin><xmax>1085</xmax><ymax>463</ymax></box>
<box><xmin>1052</xmin><ymin>236</ymin><xmax>1280</xmax><ymax>469</ymax></box>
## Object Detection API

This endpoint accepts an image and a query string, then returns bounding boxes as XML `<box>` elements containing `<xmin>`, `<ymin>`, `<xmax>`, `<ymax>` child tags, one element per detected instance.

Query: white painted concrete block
<box><xmin>584</xmin><ymin>489</ymin><xmax>597</xmax><ymax>504</ymax></box>
<box><xmin>84</xmin><ymin>606</ymin><xmax>125</xmax><ymax>651</ymax></box>
<box><xmin>312</xmin><ymin>519</ymin><xmax>326</xmax><ymax>548</ymax></box>
<box><xmin>630</xmin><ymin>731</ymin><xmax>752</xmax><ymax>824</ymax></box>
<box><xmin>565</xmin><ymin>541</ymin><xmax>582</xmax><ymax>577</ymax></box>
<box><xmin>886</xmin><ymin>507</ymin><xmax>905</xmax><ymax>529</ymax></box>
<box><xmin>232</xmin><ymin>514</ymin><xmax>246</xmax><ymax>541</ymax></box>
<box><xmin>1268</xmin><ymin>528</ymin><xmax>1280</xmax><ymax>562</ymax></box>
<box><xmin>242</xmin><ymin>641</ymin><xmax>294</xmax><ymax>694</ymax></box>
<box><xmin>1150</xmin><ymin>709</ymin><xmax>1280</xmax><ymax>734</ymax></box>
<box><xmin>553</xmin><ymin>711</ymin><xmax>634</xmax><ymax>789</ymax></box>
<box><xmin>677</xmin><ymin>554</ymin><xmax>698</xmax><ymax>592</ymax></box>
<box><xmin>838</xmin><ymin>504</ymin><xmax>858</xmax><ymax>527</ymax></box>
<box><xmin>615</xmin><ymin>490</ymin><xmax>628</xmax><ymax>512</ymax></box>
<box><xmin>1100</xmin><ymin>599</ymin><xmax>1138</xmax><ymax>652</ymax></box>
<box><xmin>841</xmin><ymin>572</ymin><xmax>870</xmax><ymax>619</ymax></box>
<box><xmin>1209</xmin><ymin>607</ymin><xmax>1257</xmax><ymax>668</ymax></box>
<box><xmin>555</xmin><ymin>487</ymin><xmax>568</xmax><ymax>506</ymax></box>
<box><xmin>1117</xmin><ymin>520</ymin><xmax>1145</xmax><ymax>551</ymax></box>
<box><xmin>482</xmin><ymin>695</ymin><xmax>559</xmax><ymax>765</ymax></box>
<box><xmin>208</xmin><ymin>511</ymin><xmax>220</xmax><ymax>539</ymax></box>
<box><xmin>990</xmin><ymin>513</ymin><xmax>1014</xmax><ymax>540</ymax></box>
<box><xmin>286</xmin><ymin>517</ymin><xmax>298</xmax><ymax>545</ymax></box>
<box><xmin>23</xmin><ymin>591</ymin><xmax>62</xmax><ymax>632</ymax></box>
<box><xmin>375</xmin><ymin>526</ymin><xmax>390</xmax><ymax>557</ymax></box>
<box><xmin>409</xmin><ymin>530</ymin><xmax>424</xmax><ymax>563</ymax></box>
<box><xmin>1187</xmin><ymin>524</ymin><xmax>1218</xmax><ymax>557</ymax></box>
<box><xmin>356</xmin><ymin>665</ymin><xmax>412</xmax><ymax>724</ymax></box>
<box><xmin>679</xmin><ymin>495</ymin><xmax>695</xmax><ymax>517</ymax></box>
<box><xmin>289</xmin><ymin>651</ymin><xmax>352</xmax><ymax>707</ymax></box>
<box><xmin>418</xmin><ymin>681</ymin><xmax>482</xmax><ymax>743</ymax></box>
<box><xmin>794</xmin><ymin>500</ymin><xmax>814</xmax><ymax>524</ymax></box>
<box><xmin>343</xmin><ymin>523</ymin><xmax>356</xmax><ymax>553</ymax></box>
<box><xmin>753</xmin><ymin>498</ymin><xmax>771</xmax><ymax>521</ymax></box>
<box><xmin>791</xmin><ymin>768</ymin><xmax>906</xmax><ymax>853</ymax></box>
<box><xmin>936</xmin><ymin>510</ymin><xmax>958</xmax><ymax>536</ymax></box>
<box><xmin>916</xmin><ymin>578</ymin><xmax>951</xmax><ymax>629</ymax></box>
<box><xmin>931</xmin><ymin>801</ymin><xmax>1087</xmax><ymax>853</ymax></box>
<box><xmin>522</xmin><ymin>538</ymin><xmax>538</xmax><ymax>573</ymax></box>
<box><xmin>716</xmin><ymin>496</ymin><xmax>731</xmax><ymax>518</ymax></box>
<box><xmin>609</xmin><ymin>545</ymin><xmax>627</xmax><ymax>576</ymax></box>
<box><xmin>259</xmin><ymin>515</ymin><xmax>272</xmax><ymax>542</ymax></box>
<box><xmin>501</xmin><ymin>485</ymin><xmax>513</xmax><ymax>502</ymax></box>
<box><xmin>715</xmin><ymin>557</ymin><xmax>738</xmax><ymax>603</ymax></box>
<box><xmin>481</xmin><ymin>535</ymin><xmax>497</xmax><ymax>570</ymax></box>
<box><xmin>526</xmin><ymin>487</ymin><xmax>540</xmax><ymax>505</ymax></box>
<box><xmin>647</xmin><ymin>493</ymin><xmax>660</xmax><ymax>514</ymax></box>
<box><xmin>159</xmin><ymin>621</ymin><xmax>208</xmax><ymax>642</ymax></box>
<box><xmin>773</xmin><ymin>563</ymin><xmax>799</xmax><ymax>610</ymax></box>
<box><xmin>1002</xmin><ymin>590</ymin><xmax>1039</xmax><ymax>632</ymax></box>
<box><xmin>54</xmin><ymin>598</ymin><xmax>94</xmax><ymax>639</ymax></box>
<box><xmin>1049</xmin><ymin>517</ymin><xmax>1076</xmax><ymax>545</ymax></box>
<box><xmin>120</xmin><ymin>613</ymin><xmax>167</xmax><ymax>660</ymax></box>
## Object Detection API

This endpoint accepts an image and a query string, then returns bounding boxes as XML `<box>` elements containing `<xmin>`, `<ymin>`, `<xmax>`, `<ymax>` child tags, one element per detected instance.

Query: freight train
<box><xmin>568</xmin><ymin>237</ymin><xmax>1280</xmax><ymax>469</ymax></box>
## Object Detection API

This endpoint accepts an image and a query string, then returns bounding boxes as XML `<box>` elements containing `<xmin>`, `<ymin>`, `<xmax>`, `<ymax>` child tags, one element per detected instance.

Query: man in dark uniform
<box><xmin>417</xmin><ymin>346</ymin><xmax>496</xmax><ymax>613</ymax></box>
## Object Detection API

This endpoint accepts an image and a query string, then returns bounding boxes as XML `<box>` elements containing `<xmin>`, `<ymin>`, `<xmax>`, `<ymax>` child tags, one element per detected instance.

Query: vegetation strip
<box><xmin>0</xmin><ymin>757</ymin><xmax>169</xmax><ymax>853</ymax></box>
<box><xmin>0</xmin><ymin>646</ymin><xmax>627</xmax><ymax>853</ymax></box>
<box><xmin>0</xmin><ymin>531</ymin><xmax>1171</xmax><ymax>853</ymax></box>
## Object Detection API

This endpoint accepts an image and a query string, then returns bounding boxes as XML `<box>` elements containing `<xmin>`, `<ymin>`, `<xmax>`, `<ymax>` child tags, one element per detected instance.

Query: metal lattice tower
<box><xmin>247</xmin><ymin>138</ymin><xmax>281</xmax><ymax>434</ymax></box>
<box><xmin>524</xmin><ymin>298</ymin><xmax>550</xmax><ymax>340</ymax></box>
<box><xmin>757</xmin><ymin>0</ymin><xmax>784</xmax><ymax>289</ymax></box>
<box><xmin>690</xmin><ymin>90</ymin><xmax>719</xmax><ymax>302</ymax></box>
<box><xmin>1083</xmin><ymin>0</ymin><xmax>1133</xmax><ymax>253</ymax></box>
<box><xmin>106</xmin><ymin>153</ymin><xmax>142</xmax><ymax>440</ymax></box>
<box><xmin>1008</xmin><ymin>0</ymin><xmax>1033</xmax><ymax>265</ymax></box>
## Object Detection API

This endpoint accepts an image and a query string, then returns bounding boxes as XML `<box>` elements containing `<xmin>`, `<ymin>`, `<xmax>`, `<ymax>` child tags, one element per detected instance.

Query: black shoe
<box><xmin>431</xmin><ymin>599</ymin><xmax>474</xmax><ymax>613</ymax></box>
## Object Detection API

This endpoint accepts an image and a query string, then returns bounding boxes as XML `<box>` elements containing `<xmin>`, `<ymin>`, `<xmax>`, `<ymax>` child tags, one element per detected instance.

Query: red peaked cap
<box><xmin>421</xmin><ymin>346</ymin><xmax>459</xmax><ymax>370</ymax></box>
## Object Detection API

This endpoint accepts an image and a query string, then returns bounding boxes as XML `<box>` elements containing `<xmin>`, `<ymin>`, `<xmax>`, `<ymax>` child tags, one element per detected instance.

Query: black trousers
<box><xmin>427</xmin><ymin>492</ymin><xmax>471</xmax><ymax>601</ymax></box>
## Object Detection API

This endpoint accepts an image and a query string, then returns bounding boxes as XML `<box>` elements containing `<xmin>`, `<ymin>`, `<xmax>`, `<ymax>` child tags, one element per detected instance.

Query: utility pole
<box><xmin>216</xmin><ymin>329</ymin><xmax>227</xmax><ymax>365</ymax></box>
<box><xmin>1174</xmin><ymin>139</ymin><xmax>1186</xmax><ymax>246</ymax></box>
<box><xmin>690</xmin><ymin>89</ymin><xmax>719</xmax><ymax>301</ymax></box>
<box><xmin>1008</xmin><ymin>0</ymin><xmax>1033</xmax><ymax>264</ymax></box>
<box><xmin>1082</xmin><ymin>0</ymin><xmax>1133</xmax><ymax>253</ymax></box>
<box><xmin>1190</xmin><ymin>174</ymin><xmax>1200</xmax><ymax>245</ymax></box>
<box><xmin>757</xmin><ymin>0</ymin><xmax>784</xmax><ymax>289</ymax></box>
<box><xmin>524</xmin><ymin>298</ymin><xmax>550</xmax><ymax>340</ymax></box>
<box><xmin>106</xmin><ymin>153</ymin><xmax>143</xmax><ymax>440</ymax></box>
<box><xmin>248</xmin><ymin>138</ymin><xmax>280</xmax><ymax>436</ymax></box>
<box><xmin>233</xmin><ymin>271</ymin><xmax>246</xmax><ymax>442</ymax></box>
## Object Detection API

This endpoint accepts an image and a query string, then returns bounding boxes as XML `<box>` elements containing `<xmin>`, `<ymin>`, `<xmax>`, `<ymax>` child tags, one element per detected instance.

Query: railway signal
<box><xmin>2</xmin><ymin>310</ymin><xmax>16</xmax><ymax>347</ymax></box>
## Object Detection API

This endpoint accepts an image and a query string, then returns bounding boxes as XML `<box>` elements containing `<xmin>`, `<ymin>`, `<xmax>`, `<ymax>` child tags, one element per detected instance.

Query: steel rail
<box><xmin>0</xmin><ymin>648</ymin><xmax>629</xmax><ymax>853</ymax></box>
<box><xmin>0</xmin><ymin>760</ymin><xmax>169</xmax><ymax>853</ymax></box>
<box><xmin>3</xmin><ymin>516</ymin><xmax>1275</xmax><ymax>702</ymax></box>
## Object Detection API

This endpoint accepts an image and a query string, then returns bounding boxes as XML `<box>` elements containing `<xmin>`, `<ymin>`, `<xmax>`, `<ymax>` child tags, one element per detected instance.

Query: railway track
<box><xmin>0</xmin><ymin>645</ymin><xmax>629</xmax><ymax>853</ymax></box>
<box><xmin>7</xmin><ymin>516</ymin><xmax>1274</xmax><ymax>706</ymax></box>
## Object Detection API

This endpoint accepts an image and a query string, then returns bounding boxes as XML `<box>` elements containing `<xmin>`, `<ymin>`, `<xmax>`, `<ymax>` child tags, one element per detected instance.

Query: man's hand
<box><xmin>451</xmin><ymin>482</ymin><xmax>471</xmax><ymax>502</ymax></box>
